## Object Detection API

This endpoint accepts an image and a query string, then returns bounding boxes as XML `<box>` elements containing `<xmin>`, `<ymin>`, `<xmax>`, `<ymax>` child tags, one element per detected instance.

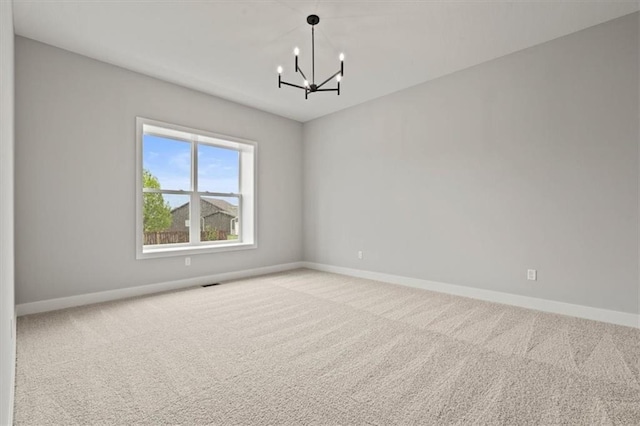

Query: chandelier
<box><xmin>277</xmin><ymin>15</ymin><xmax>344</xmax><ymax>99</ymax></box>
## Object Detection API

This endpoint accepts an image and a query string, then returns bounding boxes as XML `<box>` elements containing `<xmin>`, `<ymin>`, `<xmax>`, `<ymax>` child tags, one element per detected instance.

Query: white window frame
<box><xmin>136</xmin><ymin>117</ymin><xmax>257</xmax><ymax>259</ymax></box>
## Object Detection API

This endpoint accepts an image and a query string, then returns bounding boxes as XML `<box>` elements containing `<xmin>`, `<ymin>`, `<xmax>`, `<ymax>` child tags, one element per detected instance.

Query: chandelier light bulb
<box><xmin>294</xmin><ymin>47</ymin><xmax>300</xmax><ymax>56</ymax></box>
<box><xmin>304</xmin><ymin>80</ymin><xmax>309</xmax><ymax>87</ymax></box>
<box><xmin>277</xmin><ymin>66</ymin><xmax>283</xmax><ymax>74</ymax></box>
<box><xmin>339</xmin><ymin>53</ymin><xmax>345</xmax><ymax>61</ymax></box>
<box><xmin>336</xmin><ymin>75</ymin><xmax>342</xmax><ymax>82</ymax></box>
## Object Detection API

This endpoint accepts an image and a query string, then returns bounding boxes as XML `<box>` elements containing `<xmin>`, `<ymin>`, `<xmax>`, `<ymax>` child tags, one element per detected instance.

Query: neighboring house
<box><xmin>170</xmin><ymin>197</ymin><xmax>239</xmax><ymax>235</ymax></box>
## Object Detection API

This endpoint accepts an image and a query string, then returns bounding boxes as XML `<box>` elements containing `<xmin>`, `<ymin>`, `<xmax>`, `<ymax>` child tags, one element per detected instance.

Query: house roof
<box><xmin>171</xmin><ymin>197</ymin><xmax>238</xmax><ymax>217</ymax></box>
<box><xmin>201</xmin><ymin>197</ymin><xmax>238</xmax><ymax>217</ymax></box>
<box><xmin>203</xmin><ymin>210</ymin><xmax>235</xmax><ymax>220</ymax></box>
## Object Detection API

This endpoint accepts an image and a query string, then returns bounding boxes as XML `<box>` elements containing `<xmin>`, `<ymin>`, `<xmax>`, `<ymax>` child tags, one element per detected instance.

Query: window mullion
<box><xmin>189</xmin><ymin>139</ymin><xmax>200</xmax><ymax>245</ymax></box>
<box><xmin>238</xmin><ymin>194</ymin><xmax>243</xmax><ymax>242</ymax></box>
<box><xmin>238</xmin><ymin>149</ymin><xmax>242</xmax><ymax>242</ymax></box>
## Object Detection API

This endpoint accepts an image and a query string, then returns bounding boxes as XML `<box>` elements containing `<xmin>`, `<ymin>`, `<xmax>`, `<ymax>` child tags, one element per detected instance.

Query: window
<box><xmin>136</xmin><ymin>117</ymin><xmax>256</xmax><ymax>259</ymax></box>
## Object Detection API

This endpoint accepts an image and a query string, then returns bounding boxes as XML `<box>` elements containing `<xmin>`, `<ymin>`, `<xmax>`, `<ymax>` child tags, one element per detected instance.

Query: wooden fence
<box><xmin>144</xmin><ymin>230</ymin><xmax>228</xmax><ymax>245</ymax></box>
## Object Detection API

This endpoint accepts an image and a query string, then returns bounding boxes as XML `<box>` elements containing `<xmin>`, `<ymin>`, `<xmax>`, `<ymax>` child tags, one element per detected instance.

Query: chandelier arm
<box><xmin>280</xmin><ymin>81</ymin><xmax>306</xmax><ymax>90</ymax></box>
<box><xmin>315</xmin><ymin>88</ymin><xmax>339</xmax><ymax>92</ymax></box>
<box><xmin>297</xmin><ymin>66</ymin><xmax>309</xmax><ymax>82</ymax></box>
<box><xmin>316</xmin><ymin>70</ymin><xmax>342</xmax><ymax>89</ymax></box>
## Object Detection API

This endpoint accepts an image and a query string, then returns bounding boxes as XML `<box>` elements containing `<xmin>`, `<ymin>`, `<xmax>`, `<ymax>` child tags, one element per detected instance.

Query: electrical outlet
<box><xmin>358</xmin><ymin>251</ymin><xmax>363</xmax><ymax>260</ymax></box>
<box><xmin>185</xmin><ymin>257</ymin><xmax>191</xmax><ymax>267</ymax></box>
<box><xmin>527</xmin><ymin>269</ymin><xmax>537</xmax><ymax>281</ymax></box>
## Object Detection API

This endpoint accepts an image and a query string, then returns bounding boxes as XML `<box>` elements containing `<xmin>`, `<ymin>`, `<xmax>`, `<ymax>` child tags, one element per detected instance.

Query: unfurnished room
<box><xmin>0</xmin><ymin>1</ymin><xmax>639</xmax><ymax>425</ymax></box>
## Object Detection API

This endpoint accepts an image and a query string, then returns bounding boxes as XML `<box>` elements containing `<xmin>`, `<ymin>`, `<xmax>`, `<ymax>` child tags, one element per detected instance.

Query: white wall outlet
<box><xmin>185</xmin><ymin>257</ymin><xmax>191</xmax><ymax>266</ymax></box>
<box><xmin>357</xmin><ymin>250</ymin><xmax>363</xmax><ymax>260</ymax></box>
<box><xmin>527</xmin><ymin>269</ymin><xmax>537</xmax><ymax>281</ymax></box>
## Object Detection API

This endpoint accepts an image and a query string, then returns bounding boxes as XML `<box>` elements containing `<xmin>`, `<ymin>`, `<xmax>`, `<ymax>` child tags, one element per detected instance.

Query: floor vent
<box><xmin>201</xmin><ymin>283</ymin><xmax>221</xmax><ymax>288</ymax></box>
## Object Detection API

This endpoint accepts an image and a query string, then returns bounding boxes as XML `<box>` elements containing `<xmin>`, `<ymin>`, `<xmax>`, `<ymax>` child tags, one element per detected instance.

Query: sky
<box><xmin>143</xmin><ymin>134</ymin><xmax>239</xmax><ymax>208</ymax></box>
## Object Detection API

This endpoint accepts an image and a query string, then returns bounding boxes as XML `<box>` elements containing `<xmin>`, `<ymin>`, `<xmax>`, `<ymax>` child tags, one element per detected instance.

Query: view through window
<box><xmin>137</xmin><ymin>118</ymin><xmax>256</xmax><ymax>258</ymax></box>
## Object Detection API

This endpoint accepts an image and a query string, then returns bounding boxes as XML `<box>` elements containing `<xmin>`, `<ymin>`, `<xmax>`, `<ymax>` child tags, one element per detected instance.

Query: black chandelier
<box><xmin>277</xmin><ymin>14</ymin><xmax>344</xmax><ymax>99</ymax></box>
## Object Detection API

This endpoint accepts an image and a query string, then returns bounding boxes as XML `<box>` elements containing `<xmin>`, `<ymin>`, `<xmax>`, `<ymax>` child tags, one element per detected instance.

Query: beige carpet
<box><xmin>14</xmin><ymin>269</ymin><xmax>640</xmax><ymax>425</ymax></box>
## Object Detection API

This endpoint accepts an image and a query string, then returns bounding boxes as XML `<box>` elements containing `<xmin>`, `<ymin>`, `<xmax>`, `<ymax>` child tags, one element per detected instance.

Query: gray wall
<box><xmin>0</xmin><ymin>1</ymin><xmax>15</xmax><ymax>424</ymax></box>
<box><xmin>15</xmin><ymin>37</ymin><xmax>303</xmax><ymax>304</ymax></box>
<box><xmin>303</xmin><ymin>13</ymin><xmax>639</xmax><ymax>314</ymax></box>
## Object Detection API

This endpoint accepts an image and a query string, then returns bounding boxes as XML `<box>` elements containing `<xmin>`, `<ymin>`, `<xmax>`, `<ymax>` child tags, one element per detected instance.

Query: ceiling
<box><xmin>12</xmin><ymin>1</ymin><xmax>639</xmax><ymax>123</ymax></box>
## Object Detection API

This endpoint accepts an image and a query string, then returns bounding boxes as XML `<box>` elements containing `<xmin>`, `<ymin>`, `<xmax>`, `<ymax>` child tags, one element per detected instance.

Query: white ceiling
<box><xmin>12</xmin><ymin>0</ymin><xmax>639</xmax><ymax>122</ymax></box>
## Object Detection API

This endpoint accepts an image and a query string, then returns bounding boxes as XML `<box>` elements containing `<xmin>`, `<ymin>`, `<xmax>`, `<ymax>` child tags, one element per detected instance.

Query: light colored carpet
<box><xmin>14</xmin><ymin>269</ymin><xmax>640</xmax><ymax>425</ymax></box>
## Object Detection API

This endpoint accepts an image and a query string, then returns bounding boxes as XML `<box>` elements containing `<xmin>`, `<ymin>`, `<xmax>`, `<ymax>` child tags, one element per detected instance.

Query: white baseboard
<box><xmin>16</xmin><ymin>262</ymin><xmax>305</xmax><ymax>316</ymax></box>
<box><xmin>16</xmin><ymin>260</ymin><xmax>639</xmax><ymax>329</ymax></box>
<box><xmin>302</xmin><ymin>262</ymin><xmax>640</xmax><ymax>329</ymax></box>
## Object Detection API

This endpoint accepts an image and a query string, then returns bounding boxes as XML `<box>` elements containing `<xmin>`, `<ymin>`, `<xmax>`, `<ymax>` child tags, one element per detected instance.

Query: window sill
<box><xmin>137</xmin><ymin>241</ymin><xmax>257</xmax><ymax>259</ymax></box>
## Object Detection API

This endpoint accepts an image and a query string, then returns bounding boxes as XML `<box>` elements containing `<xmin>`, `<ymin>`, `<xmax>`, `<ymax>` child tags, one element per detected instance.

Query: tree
<box><xmin>143</xmin><ymin>169</ymin><xmax>172</xmax><ymax>232</ymax></box>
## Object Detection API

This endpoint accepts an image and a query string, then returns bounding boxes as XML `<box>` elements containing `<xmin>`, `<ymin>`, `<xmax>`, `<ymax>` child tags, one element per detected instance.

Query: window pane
<box><xmin>143</xmin><ymin>194</ymin><xmax>190</xmax><ymax>246</ymax></box>
<box><xmin>200</xmin><ymin>196</ymin><xmax>239</xmax><ymax>241</ymax></box>
<box><xmin>143</xmin><ymin>134</ymin><xmax>191</xmax><ymax>190</ymax></box>
<box><xmin>198</xmin><ymin>144</ymin><xmax>239</xmax><ymax>193</ymax></box>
